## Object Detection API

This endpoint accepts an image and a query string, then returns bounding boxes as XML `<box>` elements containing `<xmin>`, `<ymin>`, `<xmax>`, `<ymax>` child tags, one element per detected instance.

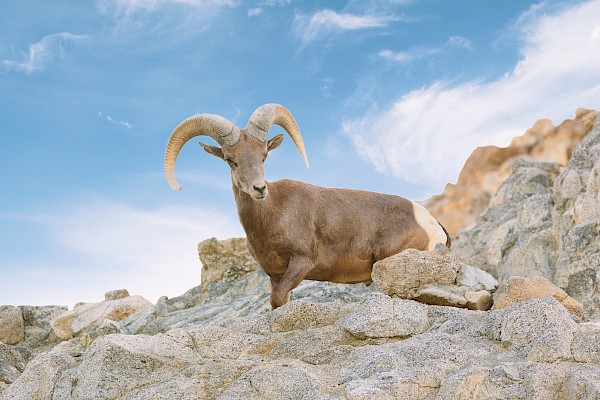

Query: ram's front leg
<box><xmin>270</xmin><ymin>256</ymin><xmax>314</xmax><ymax>309</ymax></box>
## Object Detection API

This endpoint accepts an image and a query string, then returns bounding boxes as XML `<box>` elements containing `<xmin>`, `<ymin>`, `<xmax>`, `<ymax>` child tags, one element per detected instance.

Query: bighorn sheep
<box><xmin>164</xmin><ymin>103</ymin><xmax>450</xmax><ymax>308</ymax></box>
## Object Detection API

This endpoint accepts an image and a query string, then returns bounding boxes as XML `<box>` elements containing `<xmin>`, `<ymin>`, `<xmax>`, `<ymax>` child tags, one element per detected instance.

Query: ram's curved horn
<box><xmin>164</xmin><ymin>114</ymin><xmax>240</xmax><ymax>191</ymax></box>
<box><xmin>246</xmin><ymin>103</ymin><xmax>310</xmax><ymax>170</ymax></box>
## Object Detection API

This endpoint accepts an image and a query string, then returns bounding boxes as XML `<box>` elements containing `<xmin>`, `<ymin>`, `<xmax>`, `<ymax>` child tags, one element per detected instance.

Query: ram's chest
<box><xmin>245</xmin><ymin>234</ymin><xmax>291</xmax><ymax>279</ymax></box>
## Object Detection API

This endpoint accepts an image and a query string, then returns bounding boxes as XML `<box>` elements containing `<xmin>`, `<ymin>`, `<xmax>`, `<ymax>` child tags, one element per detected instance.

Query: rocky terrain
<box><xmin>0</xmin><ymin>110</ymin><xmax>599</xmax><ymax>399</ymax></box>
<box><xmin>423</xmin><ymin>108</ymin><xmax>597</xmax><ymax>237</ymax></box>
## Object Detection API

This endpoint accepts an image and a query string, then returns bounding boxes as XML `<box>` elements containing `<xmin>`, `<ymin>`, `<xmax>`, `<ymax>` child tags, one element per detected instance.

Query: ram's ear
<box><xmin>199</xmin><ymin>142</ymin><xmax>224</xmax><ymax>159</ymax></box>
<box><xmin>267</xmin><ymin>134</ymin><xmax>284</xmax><ymax>152</ymax></box>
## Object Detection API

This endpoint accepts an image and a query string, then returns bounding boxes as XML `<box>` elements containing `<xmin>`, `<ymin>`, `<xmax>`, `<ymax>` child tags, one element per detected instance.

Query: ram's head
<box><xmin>164</xmin><ymin>103</ymin><xmax>309</xmax><ymax>200</ymax></box>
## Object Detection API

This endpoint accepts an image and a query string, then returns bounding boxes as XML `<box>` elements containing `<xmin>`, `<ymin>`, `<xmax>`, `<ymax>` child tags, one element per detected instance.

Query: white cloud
<box><xmin>98</xmin><ymin>111</ymin><xmax>133</xmax><ymax>129</ymax></box>
<box><xmin>248</xmin><ymin>7</ymin><xmax>263</xmax><ymax>16</ymax></box>
<box><xmin>347</xmin><ymin>0</ymin><xmax>416</xmax><ymax>13</ymax></box>
<box><xmin>379</xmin><ymin>35</ymin><xmax>472</xmax><ymax>64</ymax></box>
<box><xmin>344</xmin><ymin>0</ymin><xmax>600</xmax><ymax>194</ymax></box>
<box><xmin>1</xmin><ymin>199</ymin><xmax>243</xmax><ymax>306</ymax></box>
<box><xmin>1</xmin><ymin>33</ymin><xmax>89</xmax><ymax>74</ymax></box>
<box><xmin>293</xmin><ymin>9</ymin><xmax>396</xmax><ymax>45</ymax></box>
<box><xmin>379</xmin><ymin>47</ymin><xmax>442</xmax><ymax>64</ymax></box>
<box><xmin>248</xmin><ymin>0</ymin><xmax>291</xmax><ymax>16</ymax></box>
<box><xmin>446</xmin><ymin>35</ymin><xmax>472</xmax><ymax>50</ymax></box>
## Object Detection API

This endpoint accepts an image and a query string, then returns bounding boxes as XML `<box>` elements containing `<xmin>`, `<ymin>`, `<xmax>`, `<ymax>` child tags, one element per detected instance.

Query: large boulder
<box><xmin>337</xmin><ymin>293</ymin><xmax>430</xmax><ymax>339</ymax></box>
<box><xmin>372</xmin><ymin>248</ymin><xmax>460</xmax><ymax>298</ymax></box>
<box><xmin>197</xmin><ymin>237</ymin><xmax>269</xmax><ymax>305</ymax></box>
<box><xmin>0</xmin><ymin>306</ymin><xmax>24</xmax><ymax>345</ymax></box>
<box><xmin>0</xmin><ymin>349</ymin><xmax>76</xmax><ymax>400</ymax></box>
<box><xmin>50</xmin><ymin>292</ymin><xmax>152</xmax><ymax>340</ymax></box>
<box><xmin>493</xmin><ymin>276</ymin><xmax>584</xmax><ymax>318</ymax></box>
<box><xmin>18</xmin><ymin>305</ymin><xmax>68</xmax><ymax>356</ymax></box>
<box><xmin>372</xmin><ymin>247</ymin><xmax>497</xmax><ymax>310</ymax></box>
<box><xmin>0</xmin><ymin>304</ymin><xmax>68</xmax><ymax>396</ymax></box>
<box><xmin>492</xmin><ymin>296</ymin><xmax>578</xmax><ymax>362</ymax></box>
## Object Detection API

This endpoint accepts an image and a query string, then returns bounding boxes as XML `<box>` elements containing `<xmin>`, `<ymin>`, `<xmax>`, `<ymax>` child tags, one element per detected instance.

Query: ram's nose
<box><xmin>252</xmin><ymin>184</ymin><xmax>268</xmax><ymax>199</ymax></box>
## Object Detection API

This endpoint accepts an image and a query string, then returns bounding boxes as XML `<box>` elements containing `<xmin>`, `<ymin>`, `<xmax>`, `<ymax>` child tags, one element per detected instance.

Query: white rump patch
<box><xmin>412</xmin><ymin>201</ymin><xmax>447</xmax><ymax>251</ymax></box>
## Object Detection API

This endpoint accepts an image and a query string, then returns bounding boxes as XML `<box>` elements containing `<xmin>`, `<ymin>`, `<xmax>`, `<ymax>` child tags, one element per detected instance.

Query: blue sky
<box><xmin>1</xmin><ymin>0</ymin><xmax>599</xmax><ymax>307</ymax></box>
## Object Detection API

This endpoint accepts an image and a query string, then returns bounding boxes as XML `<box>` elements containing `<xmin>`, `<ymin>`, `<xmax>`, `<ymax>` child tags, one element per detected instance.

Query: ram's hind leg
<box><xmin>270</xmin><ymin>256</ymin><xmax>314</xmax><ymax>309</ymax></box>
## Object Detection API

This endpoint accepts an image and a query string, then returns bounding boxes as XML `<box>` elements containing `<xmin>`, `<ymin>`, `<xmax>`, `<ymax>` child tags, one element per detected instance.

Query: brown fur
<box><xmin>201</xmin><ymin>131</ymin><xmax>442</xmax><ymax>308</ymax></box>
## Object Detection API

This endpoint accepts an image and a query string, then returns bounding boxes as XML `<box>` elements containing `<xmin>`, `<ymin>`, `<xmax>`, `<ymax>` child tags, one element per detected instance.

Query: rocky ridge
<box><xmin>0</xmin><ymin>110</ymin><xmax>599</xmax><ymax>399</ymax></box>
<box><xmin>423</xmin><ymin>108</ymin><xmax>597</xmax><ymax>237</ymax></box>
<box><xmin>453</xmin><ymin>110</ymin><xmax>600</xmax><ymax>320</ymax></box>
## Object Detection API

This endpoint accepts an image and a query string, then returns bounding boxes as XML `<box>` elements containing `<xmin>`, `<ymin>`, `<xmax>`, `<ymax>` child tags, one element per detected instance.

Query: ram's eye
<box><xmin>226</xmin><ymin>159</ymin><xmax>238</xmax><ymax>168</ymax></box>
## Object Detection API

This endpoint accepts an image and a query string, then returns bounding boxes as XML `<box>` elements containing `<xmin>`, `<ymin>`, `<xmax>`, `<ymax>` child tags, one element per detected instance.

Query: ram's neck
<box><xmin>232</xmin><ymin>178</ymin><xmax>269</xmax><ymax>237</ymax></box>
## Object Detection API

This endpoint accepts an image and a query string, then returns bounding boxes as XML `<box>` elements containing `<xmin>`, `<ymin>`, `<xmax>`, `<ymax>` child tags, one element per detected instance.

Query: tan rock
<box><xmin>493</xmin><ymin>276</ymin><xmax>583</xmax><ymax>318</ymax></box>
<box><xmin>465</xmin><ymin>290</ymin><xmax>493</xmax><ymax>311</ymax></box>
<box><xmin>414</xmin><ymin>285</ymin><xmax>467</xmax><ymax>307</ymax></box>
<box><xmin>51</xmin><ymin>295</ymin><xmax>152</xmax><ymax>340</ymax></box>
<box><xmin>372</xmin><ymin>248</ymin><xmax>497</xmax><ymax>309</ymax></box>
<box><xmin>372</xmin><ymin>248</ymin><xmax>460</xmax><ymax>299</ymax></box>
<box><xmin>0</xmin><ymin>306</ymin><xmax>24</xmax><ymax>345</ymax></box>
<box><xmin>197</xmin><ymin>237</ymin><xmax>263</xmax><ymax>304</ymax></box>
<box><xmin>422</xmin><ymin>109</ymin><xmax>598</xmax><ymax>236</ymax></box>
<box><xmin>104</xmin><ymin>289</ymin><xmax>130</xmax><ymax>301</ymax></box>
<box><xmin>269</xmin><ymin>299</ymin><xmax>355</xmax><ymax>332</ymax></box>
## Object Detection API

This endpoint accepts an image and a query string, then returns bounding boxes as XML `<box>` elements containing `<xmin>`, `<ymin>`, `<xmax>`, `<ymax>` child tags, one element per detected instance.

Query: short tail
<box><xmin>438</xmin><ymin>222</ymin><xmax>451</xmax><ymax>248</ymax></box>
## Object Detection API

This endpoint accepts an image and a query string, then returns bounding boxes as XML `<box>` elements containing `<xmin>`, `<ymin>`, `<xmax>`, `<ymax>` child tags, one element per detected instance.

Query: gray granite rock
<box><xmin>337</xmin><ymin>293</ymin><xmax>430</xmax><ymax>339</ymax></box>
<box><xmin>453</xmin><ymin>118</ymin><xmax>600</xmax><ymax>320</ymax></box>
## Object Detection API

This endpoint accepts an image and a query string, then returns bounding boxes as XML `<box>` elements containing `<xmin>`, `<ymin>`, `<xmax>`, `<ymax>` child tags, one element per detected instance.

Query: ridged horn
<box><xmin>165</xmin><ymin>114</ymin><xmax>240</xmax><ymax>191</ymax></box>
<box><xmin>246</xmin><ymin>103</ymin><xmax>310</xmax><ymax>171</ymax></box>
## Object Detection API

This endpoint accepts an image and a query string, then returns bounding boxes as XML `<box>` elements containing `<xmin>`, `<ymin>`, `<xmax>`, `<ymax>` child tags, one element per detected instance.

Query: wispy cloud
<box><xmin>1</xmin><ymin>33</ymin><xmax>89</xmax><ymax>74</ymax></box>
<box><xmin>98</xmin><ymin>111</ymin><xmax>133</xmax><ymax>129</ymax></box>
<box><xmin>293</xmin><ymin>9</ymin><xmax>397</xmax><ymax>45</ymax></box>
<box><xmin>447</xmin><ymin>35</ymin><xmax>473</xmax><ymax>50</ymax></box>
<box><xmin>320</xmin><ymin>76</ymin><xmax>334</xmax><ymax>98</ymax></box>
<box><xmin>343</xmin><ymin>1</ymin><xmax>600</xmax><ymax>194</ymax></box>
<box><xmin>379</xmin><ymin>35</ymin><xmax>472</xmax><ymax>64</ymax></box>
<box><xmin>379</xmin><ymin>47</ymin><xmax>442</xmax><ymax>64</ymax></box>
<box><xmin>96</xmin><ymin>0</ymin><xmax>239</xmax><ymax>35</ymax></box>
<box><xmin>2</xmin><ymin>199</ymin><xmax>243</xmax><ymax>306</ymax></box>
<box><xmin>348</xmin><ymin>0</ymin><xmax>415</xmax><ymax>8</ymax></box>
<box><xmin>248</xmin><ymin>0</ymin><xmax>290</xmax><ymax>16</ymax></box>
<box><xmin>248</xmin><ymin>7</ymin><xmax>263</xmax><ymax>17</ymax></box>
<box><xmin>260</xmin><ymin>0</ymin><xmax>291</xmax><ymax>5</ymax></box>
<box><xmin>96</xmin><ymin>0</ymin><xmax>238</xmax><ymax>15</ymax></box>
